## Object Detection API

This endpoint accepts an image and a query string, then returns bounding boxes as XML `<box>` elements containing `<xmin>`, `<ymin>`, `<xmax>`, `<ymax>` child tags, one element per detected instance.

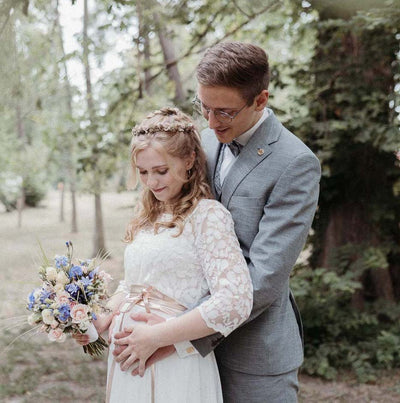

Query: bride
<box><xmin>75</xmin><ymin>107</ymin><xmax>253</xmax><ymax>402</ymax></box>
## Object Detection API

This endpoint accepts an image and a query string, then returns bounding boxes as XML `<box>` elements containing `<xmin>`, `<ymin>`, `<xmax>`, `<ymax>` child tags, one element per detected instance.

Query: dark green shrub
<box><xmin>23</xmin><ymin>175</ymin><xmax>47</xmax><ymax>207</ymax></box>
<box><xmin>292</xmin><ymin>264</ymin><xmax>400</xmax><ymax>382</ymax></box>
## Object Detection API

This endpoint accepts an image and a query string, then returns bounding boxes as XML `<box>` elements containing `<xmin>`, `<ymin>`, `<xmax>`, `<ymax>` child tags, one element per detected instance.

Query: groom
<box><xmin>115</xmin><ymin>42</ymin><xmax>321</xmax><ymax>402</ymax></box>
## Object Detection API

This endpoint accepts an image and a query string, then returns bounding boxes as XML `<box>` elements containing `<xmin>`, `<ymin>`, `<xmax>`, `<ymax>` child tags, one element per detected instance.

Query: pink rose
<box><xmin>98</xmin><ymin>270</ymin><xmax>113</xmax><ymax>283</ymax></box>
<box><xmin>56</xmin><ymin>291</ymin><xmax>71</xmax><ymax>305</ymax></box>
<box><xmin>70</xmin><ymin>304</ymin><xmax>89</xmax><ymax>323</ymax></box>
<box><xmin>48</xmin><ymin>327</ymin><xmax>66</xmax><ymax>342</ymax></box>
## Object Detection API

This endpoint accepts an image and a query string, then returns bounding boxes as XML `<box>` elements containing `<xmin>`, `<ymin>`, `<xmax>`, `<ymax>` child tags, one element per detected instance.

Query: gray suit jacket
<box><xmin>192</xmin><ymin>109</ymin><xmax>321</xmax><ymax>376</ymax></box>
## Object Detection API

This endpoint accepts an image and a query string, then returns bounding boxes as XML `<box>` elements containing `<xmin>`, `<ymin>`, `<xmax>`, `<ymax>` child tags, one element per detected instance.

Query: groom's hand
<box><xmin>113</xmin><ymin>330</ymin><xmax>130</xmax><ymax>355</ymax></box>
<box><xmin>130</xmin><ymin>345</ymin><xmax>176</xmax><ymax>376</ymax></box>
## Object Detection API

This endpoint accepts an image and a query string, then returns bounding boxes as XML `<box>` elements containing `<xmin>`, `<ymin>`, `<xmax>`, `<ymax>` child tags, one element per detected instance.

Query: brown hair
<box><xmin>196</xmin><ymin>41</ymin><xmax>269</xmax><ymax>105</ymax></box>
<box><xmin>124</xmin><ymin>107</ymin><xmax>213</xmax><ymax>242</ymax></box>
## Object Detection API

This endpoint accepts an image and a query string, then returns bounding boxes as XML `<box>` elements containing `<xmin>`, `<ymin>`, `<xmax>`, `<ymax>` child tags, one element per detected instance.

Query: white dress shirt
<box><xmin>219</xmin><ymin>108</ymin><xmax>269</xmax><ymax>184</ymax></box>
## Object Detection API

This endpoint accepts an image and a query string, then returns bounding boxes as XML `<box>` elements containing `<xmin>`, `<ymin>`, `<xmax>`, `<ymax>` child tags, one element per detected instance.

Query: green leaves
<box><xmin>292</xmin><ymin>264</ymin><xmax>400</xmax><ymax>381</ymax></box>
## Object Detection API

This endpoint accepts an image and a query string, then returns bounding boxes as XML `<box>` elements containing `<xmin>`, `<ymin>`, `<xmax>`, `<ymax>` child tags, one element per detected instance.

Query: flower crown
<box><xmin>132</xmin><ymin>123</ymin><xmax>195</xmax><ymax>136</ymax></box>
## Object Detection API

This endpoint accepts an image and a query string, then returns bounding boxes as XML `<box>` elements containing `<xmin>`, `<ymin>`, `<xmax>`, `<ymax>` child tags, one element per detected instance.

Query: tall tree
<box><xmin>291</xmin><ymin>0</ymin><xmax>400</xmax><ymax>305</ymax></box>
<box><xmin>55</xmin><ymin>0</ymin><xmax>78</xmax><ymax>232</ymax></box>
<box><xmin>82</xmin><ymin>0</ymin><xmax>106</xmax><ymax>255</ymax></box>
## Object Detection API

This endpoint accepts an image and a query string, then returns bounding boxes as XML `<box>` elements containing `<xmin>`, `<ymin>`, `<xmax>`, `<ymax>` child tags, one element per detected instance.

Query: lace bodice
<box><xmin>119</xmin><ymin>199</ymin><xmax>252</xmax><ymax>336</ymax></box>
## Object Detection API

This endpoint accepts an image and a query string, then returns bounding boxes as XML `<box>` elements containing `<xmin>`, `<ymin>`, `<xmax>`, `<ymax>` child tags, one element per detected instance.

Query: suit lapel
<box><xmin>202</xmin><ymin>129</ymin><xmax>221</xmax><ymax>195</ymax></box>
<box><xmin>221</xmin><ymin>111</ymin><xmax>283</xmax><ymax>206</ymax></box>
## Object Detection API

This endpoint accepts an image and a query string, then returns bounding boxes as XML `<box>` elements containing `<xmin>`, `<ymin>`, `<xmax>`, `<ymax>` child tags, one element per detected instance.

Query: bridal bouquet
<box><xmin>26</xmin><ymin>241</ymin><xmax>111</xmax><ymax>356</ymax></box>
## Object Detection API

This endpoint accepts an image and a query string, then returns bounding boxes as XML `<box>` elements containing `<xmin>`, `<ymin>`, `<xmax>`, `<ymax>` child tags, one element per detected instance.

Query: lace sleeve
<box><xmin>195</xmin><ymin>202</ymin><xmax>253</xmax><ymax>337</ymax></box>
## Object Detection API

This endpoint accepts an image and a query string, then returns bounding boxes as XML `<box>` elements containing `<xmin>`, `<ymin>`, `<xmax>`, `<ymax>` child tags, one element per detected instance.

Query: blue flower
<box><xmin>40</xmin><ymin>289</ymin><xmax>52</xmax><ymax>303</ymax></box>
<box><xmin>57</xmin><ymin>304</ymin><xmax>70</xmax><ymax>322</ymax></box>
<box><xmin>27</xmin><ymin>291</ymin><xmax>36</xmax><ymax>310</ymax></box>
<box><xmin>92</xmin><ymin>312</ymin><xmax>97</xmax><ymax>320</ymax></box>
<box><xmin>88</xmin><ymin>267</ymin><xmax>99</xmax><ymax>279</ymax></box>
<box><xmin>80</xmin><ymin>276</ymin><xmax>92</xmax><ymax>287</ymax></box>
<box><xmin>65</xmin><ymin>283</ymin><xmax>79</xmax><ymax>297</ymax></box>
<box><xmin>55</xmin><ymin>255</ymin><xmax>69</xmax><ymax>269</ymax></box>
<box><xmin>69</xmin><ymin>265</ymin><xmax>83</xmax><ymax>279</ymax></box>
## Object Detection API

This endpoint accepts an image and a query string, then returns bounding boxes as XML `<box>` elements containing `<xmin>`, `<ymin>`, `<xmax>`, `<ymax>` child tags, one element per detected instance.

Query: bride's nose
<box><xmin>147</xmin><ymin>173</ymin><xmax>158</xmax><ymax>188</ymax></box>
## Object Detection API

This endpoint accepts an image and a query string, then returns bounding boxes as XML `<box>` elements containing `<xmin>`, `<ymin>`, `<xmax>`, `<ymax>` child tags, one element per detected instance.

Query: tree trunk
<box><xmin>17</xmin><ymin>188</ymin><xmax>25</xmax><ymax>229</ymax></box>
<box><xmin>13</xmin><ymin>22</ymin><xmax>26</xmax><ymax>228</ymax></box>
<box><xmin>93</xmin><ymin>191</ymin><xmax>105</xmax><ymax>257</ymax></box>
<box><xmin>59</xmin><ymin>181</ymin><xmax>65</xmax><ymax>222</ymax></box>
<box><xmin>136</xmin><ymin>0</ymin><xmax>152</xmax><ymax>96</ymax></box>
<box><xmin>153</xmin><ymin>11</ymin><xmax>185</xmax><ymax>103</ymax></box>
<box><xmin>318</xmin><ymin>202</ymin><xmax>395</xmax><ymax>307</ymax></box>
<box><xmin>83</xmin><ymin>0</ymin><xmax>106</xmax><ymax>255</ymax></box>
<box><xmin>70</xmin><ymin>182</ymin><xmax>78</xmax><ymax>233</ymax></box>
<box><xmin>55</xmin><ymin>0</ymin><xmax>78</xmax><ymax>232</ymax></box>
<box><xmin>15</xmin><ymin>103</ymin><xmax>25</xmax><ymax>228</ymax></box>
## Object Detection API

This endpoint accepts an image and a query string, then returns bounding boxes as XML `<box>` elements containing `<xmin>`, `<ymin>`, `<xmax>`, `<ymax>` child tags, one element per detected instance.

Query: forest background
<box><xmin>1</xmin><ymin>0</ymin><xmax>400</xmax><ymax>401</ymax></box>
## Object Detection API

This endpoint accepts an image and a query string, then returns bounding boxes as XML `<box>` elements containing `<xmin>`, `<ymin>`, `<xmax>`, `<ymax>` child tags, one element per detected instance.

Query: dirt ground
<box><xmin>1</xmin><ymin>190</ymin><xmax>399</xmax><ymax>402</ymax></box>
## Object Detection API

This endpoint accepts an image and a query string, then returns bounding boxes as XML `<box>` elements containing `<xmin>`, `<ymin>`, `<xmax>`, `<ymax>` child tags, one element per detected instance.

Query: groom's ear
<box><xmin>254</xmin><ymin>90</ymin><xmax>269</xmax><ymax>111</ymax></box>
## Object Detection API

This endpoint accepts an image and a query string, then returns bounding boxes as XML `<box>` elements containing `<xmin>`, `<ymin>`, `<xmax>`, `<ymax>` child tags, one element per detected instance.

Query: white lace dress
<box><xmin>107</xmin><ymin>199</ymin><xmax>253</xmax><ymax>403</ymax></box>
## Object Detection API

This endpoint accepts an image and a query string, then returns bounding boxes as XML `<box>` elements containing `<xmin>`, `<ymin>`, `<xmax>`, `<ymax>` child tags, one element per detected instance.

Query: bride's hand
<box><xmin>72</xmin><ymin>332</ymin><xmax>90</xmax><ymax>346</ymax></box>
<box><xmin>114</xmin><ymin>323</ymin><xmax>159</xmax><ymax>376</ymax></box>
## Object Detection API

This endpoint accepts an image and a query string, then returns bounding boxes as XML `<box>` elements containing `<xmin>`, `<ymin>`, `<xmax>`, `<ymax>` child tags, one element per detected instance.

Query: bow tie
<box><xmin>227</xmin><ymin>140</ymin><xmax>242</xmax><ymax>157</ymax></box>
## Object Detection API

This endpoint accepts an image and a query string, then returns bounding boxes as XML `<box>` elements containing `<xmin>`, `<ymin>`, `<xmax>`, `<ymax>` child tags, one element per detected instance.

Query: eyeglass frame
<box><xmin>192</xmin><ymin>95</ymin><xmax>248</xmax><ymax>123</ymax></box>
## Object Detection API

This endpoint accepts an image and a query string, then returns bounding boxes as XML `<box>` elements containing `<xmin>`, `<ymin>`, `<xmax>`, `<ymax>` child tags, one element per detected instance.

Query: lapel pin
<box><xmin>257</xmin><ymin>148</ymin><xmax>264</xmax><ymax>156</ymax></box>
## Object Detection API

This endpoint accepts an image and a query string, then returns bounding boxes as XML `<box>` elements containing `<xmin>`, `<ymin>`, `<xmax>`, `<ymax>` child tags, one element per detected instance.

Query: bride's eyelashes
<box><xmin>139</xmin><ymin>169</ymin><xmax>169</xmax><ymax>176</ymax></box>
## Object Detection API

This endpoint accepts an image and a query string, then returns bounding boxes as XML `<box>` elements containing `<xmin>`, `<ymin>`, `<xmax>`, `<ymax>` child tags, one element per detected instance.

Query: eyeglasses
<box><xmin>192</xmin><ymin>96</ymin><xmax>247</xmax><ymax>124</ymax></box>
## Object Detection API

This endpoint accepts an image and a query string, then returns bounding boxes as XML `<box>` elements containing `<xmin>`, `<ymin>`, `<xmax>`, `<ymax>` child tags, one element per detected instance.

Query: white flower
<box><xmin>56</xmin><ymin>271</ymin><xmax>69</xmax><ymax>285</ymax></box>
<box><xmin>48</xmin><ymin>328</ymin><xmax>66</xmax><ymax>342</ymax></box>
<box><xmin>70</xmin><ymin>304</ymin><xmax>89</xmax><ymax>323</ymax></box>
<box><xmin>27</xmin><ymin>312</ymin><xmax>41</xmax><ymax>326</ymax></box>
<box><xmin>54</xmin><ymin>283</ymin><xmax>65</xmax><ymax>293</ymax></box>
<box><xmin>42</xmin><ymin>308</ymin><xmax>54</xmax><ymax>325</ymax></box>
<box><xmin>45</xmin><ymin>266</ymin><xmax>58</xmax><ymax>282</ymax></box>
<box><xmin>78</xmin><ymin>320</ymin><xmax>90</xmax><ymax>331</ymax></box>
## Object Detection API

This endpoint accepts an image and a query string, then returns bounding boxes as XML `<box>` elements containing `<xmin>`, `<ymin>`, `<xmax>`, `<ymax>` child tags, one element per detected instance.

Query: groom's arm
<box><xmin>192</xmin><ymin>151</ymin><xmax>321</xmax><ymax>356</ymax></box>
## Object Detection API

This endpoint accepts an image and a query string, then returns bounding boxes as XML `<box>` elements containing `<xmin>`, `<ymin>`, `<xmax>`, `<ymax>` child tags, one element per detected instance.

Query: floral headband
<box><xmin>132</xmin><ymin>123</ymin><xmax>196</xmax><ymax>136</ymax></box>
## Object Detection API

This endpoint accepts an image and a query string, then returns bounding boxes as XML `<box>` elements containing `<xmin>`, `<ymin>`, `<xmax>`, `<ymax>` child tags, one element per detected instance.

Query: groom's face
<box><xmin>197</xmin><ymin>85</ymin><xmax>268</xmax><ymax>144</ymax></box>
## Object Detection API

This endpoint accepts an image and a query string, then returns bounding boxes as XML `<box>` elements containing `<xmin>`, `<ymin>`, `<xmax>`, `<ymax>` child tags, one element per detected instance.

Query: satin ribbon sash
<box><xmin>118</xmin><ymin>284</ymin><xmax>187</xmax><ymax>316</ymax></box>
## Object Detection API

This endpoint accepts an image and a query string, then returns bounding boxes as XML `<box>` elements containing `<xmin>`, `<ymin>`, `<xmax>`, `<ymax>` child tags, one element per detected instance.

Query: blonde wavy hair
<box><xmin>124</xmin><ymin>107</ymin><xmax>213</xmax><ymax>242</ymax></box>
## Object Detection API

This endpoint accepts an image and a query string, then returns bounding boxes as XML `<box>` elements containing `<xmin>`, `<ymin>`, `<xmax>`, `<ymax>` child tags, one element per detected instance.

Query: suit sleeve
<box><xmin>192</xmin><ymin>151</ymin><xmax>321</xmax><ymax>356</ymax></box>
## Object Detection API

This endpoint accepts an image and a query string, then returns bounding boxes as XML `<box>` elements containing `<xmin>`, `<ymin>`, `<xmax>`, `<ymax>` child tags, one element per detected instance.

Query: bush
<box><xmin>23</xmin><ymin>175</ymin><xmax>47</xmax><ymax>207</ymax></box>
<box><xmin>0</xmin><ymin>172</ymin><xmax>47</xmax><ymax>211</ymax></box>
<box><xmin>0</xmin><ymin>173</ymin><xmax>21</xmax><ymax>212</ymax></box>
<box><xmin>292</xmin><ymin>265</ymin><xmax>400</xmax><ymax>382</ymax></box>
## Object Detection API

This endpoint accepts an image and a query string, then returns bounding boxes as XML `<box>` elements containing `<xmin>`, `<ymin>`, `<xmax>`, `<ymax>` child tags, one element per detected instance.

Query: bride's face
<box><xmin>136</xmin><ymin>146</ymin><xmax>191</xmax><ymax>206</ymax></box>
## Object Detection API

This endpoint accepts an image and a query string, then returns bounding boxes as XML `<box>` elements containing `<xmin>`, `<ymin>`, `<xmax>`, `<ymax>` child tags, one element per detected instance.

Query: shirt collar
<box><xmin>235</xmin><ymin>108</ymin><xmax>270</xmax><ymax>146</ymax></box>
